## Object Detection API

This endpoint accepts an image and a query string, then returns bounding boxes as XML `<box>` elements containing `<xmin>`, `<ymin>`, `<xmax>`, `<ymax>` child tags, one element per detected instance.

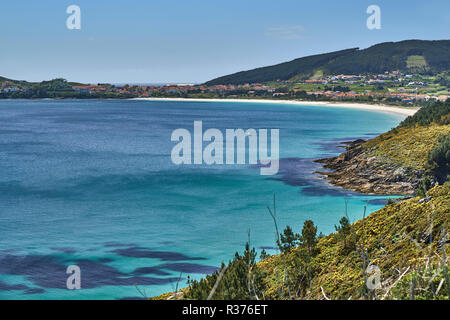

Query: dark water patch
<box><xmin>365</xmin><ymin>198</ymin><xmax>388</xmax><ymax>205</ymax></box>
<box><xmin>0</xmin><ymin>254</ymin><xmax>65</xmax><ymax>281</ymax></box>
<box><xmin>118</xmin><ymin>296</ymin><xmax>147</xmax><ymax>300</ymax></box>
<box><xmin>0</xmin><ymin>253</ymin><xmax>180</xmax><ymax>290</ymax></box>
<box><xmin>0</xmin><ymin>254</ymin><xmax>76</xmax><ymax>289</ymax></box>
<box><xmin>132</xmin><ymin>266</ymin><xmax>172</xmax><ymax>276</ymax></box>
<box><xmin>267</xmin><ymin>157</ymin><xmax>323</xmax><ymax>187</ymax></box>
<box><xmin>0</xmin><ymin>281</ymin><xmax>29</xmax><ymax>291</ymax></box>
<box><xmin>73</xmin><ymin>259</ymin><xmax>179</xmax><ymax>288</ymax></box>
<box><xmin>50</xmin><ymin>247</ymin><xmax>77</xmax><ymax>254</ymax></box>
<box><xmin>24</xmin><ymin>288</ymin><xmax>45</xmax><ymax>295</ymax></box>
<box><xmin>262</xmin><ymin>157</ymin><xmax>357</xmax><ymax>197</ymax></box>
<box><xmin>158</xmin><ymin>263</ymin><xmax>219</xmax><ymax>274</ymax></box>
<box><xmin>259</xmin><ymin>157</ymin><xmax>371</xmax><ymax>198</ymax></box>
<box><xmin>158</xmin><ymin>241</ymin><xmax>174</xmax><ymax>246</ymax></box>
<box><xmin>0</xmin><ymin>249</ymin><xmax>21</xmax><ymax>254</ymax></box>
<box><xmin>111</xmin><ymin>247</ymin><xmax>206</xmax><ymax>261</ymax></box>
<box><xmin>104</xmin><ymin>242</ymin><xmax>137</xmax><ymax>248</ymax></box>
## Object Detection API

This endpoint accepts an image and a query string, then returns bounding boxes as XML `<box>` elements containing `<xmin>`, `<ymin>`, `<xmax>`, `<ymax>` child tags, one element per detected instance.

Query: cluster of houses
<box><xmin>70</xmin><ymin>83</ymin><xmax>277</xmax><ymax>96</ymax></box>
<box><xmin>2</xmin><ymin>71</ymin><xmax>449</xmax><ymax>103</ymax></box>
<box><xmin>304</xmin><ymin>90</ymin><xmax>448</xmax><ymax>103</ymax></box>
<box><xmin>142</xmin><ymin>83</ymin><xmax>275</xmax><ymax>95</ymax></box>
<box><xmin>69</xmin><ymin>79</ymin><xmax>449</xmax><ymax>103</ymax></box>
<box><xmin>292</xmin><ymin>71</ymin><xmax>447</xmax><ymax>103</ymax></box>
<box><xmin>0</xmin><ymin>81</ymin><xmax>25</xmax><ymax>93</ymax></box>
<box><xmin>286</xmin><ymin>71</ymin><xmax>424</xmax><ymax>86</ymax></box>
<box><xmin>72</xmin><ymin>85</ymin><xmax>108</xmax><ymax>94</ymax></box>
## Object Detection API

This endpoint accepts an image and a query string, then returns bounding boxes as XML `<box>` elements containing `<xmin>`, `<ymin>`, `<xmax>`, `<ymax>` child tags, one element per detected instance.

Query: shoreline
<box><xmin>133</xmin><ymin>97</ymin><xmax>419</xmax><ymax>116</ymax></box>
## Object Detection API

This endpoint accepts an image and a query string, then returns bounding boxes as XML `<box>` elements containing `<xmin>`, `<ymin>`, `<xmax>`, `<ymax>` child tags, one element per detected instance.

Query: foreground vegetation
<box><xmin>168</xmin><ymin>184</ymin><xmax>448</xmax><ymax>300</ymax></box>
<box><xmin>154</xmin><ymin>100</ymin><xmax>449</xmax><ymax>300</ymax></box>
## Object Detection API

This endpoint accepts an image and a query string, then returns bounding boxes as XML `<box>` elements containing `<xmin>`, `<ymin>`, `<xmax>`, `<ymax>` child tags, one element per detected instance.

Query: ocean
<box><xmin>0</xmin><ymin>99</ymin><xmax>405</xmax><ymax>299</ymax></box>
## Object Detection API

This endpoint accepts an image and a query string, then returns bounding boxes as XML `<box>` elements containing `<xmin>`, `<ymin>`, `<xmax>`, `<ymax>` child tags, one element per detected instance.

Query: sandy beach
<box><xmin>133</xmin><ymin>97</ymin><xmax>419</xmax><ymax>116</ymax></box>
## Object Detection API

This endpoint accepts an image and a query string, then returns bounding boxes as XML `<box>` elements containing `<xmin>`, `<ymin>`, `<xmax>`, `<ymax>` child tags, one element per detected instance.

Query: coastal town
<box><xmin>1</xmin><ymin>70</ymin><xmax>449</xmax><ymax>105</ymax></box>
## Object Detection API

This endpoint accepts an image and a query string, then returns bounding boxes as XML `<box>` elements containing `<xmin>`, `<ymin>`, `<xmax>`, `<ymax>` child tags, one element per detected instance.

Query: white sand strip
<box><xmin>132</xmin><ymin>97</ymin><xmax>419</xmax><ymax>116</ymax></box>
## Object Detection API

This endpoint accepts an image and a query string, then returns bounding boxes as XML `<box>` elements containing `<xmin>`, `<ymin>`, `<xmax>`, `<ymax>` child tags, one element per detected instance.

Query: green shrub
<box><xmin>427</xmin><ymin>133</ymin><xmax>450</xmax><ymax>183</ymax></box>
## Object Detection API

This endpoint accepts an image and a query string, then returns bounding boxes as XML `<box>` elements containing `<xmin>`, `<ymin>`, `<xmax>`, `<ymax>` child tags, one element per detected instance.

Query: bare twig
<box><xmin>175</xmin><ymin>272</ymin><xmax>183</xmax><ymax>293</ymax></box>
<box><xmin>267</xmin><ymin>194</ymin><xmax>280</xmax><ymax>249</ymax></box>
<box><xmin>207</xmin><ymin>264</ymin><xmax>227</xmax><ymax>300</ymax></box>
<box><xmin>320</xmin><ymin>286</ymin><xmax>330</xmax><ymax>300</ymax></box>
<box><xmin>134</xmin><ymin>283</ymin><xmax>148</xmax><ymax>299</ymax></box>
<box><xmin>435</xmin><ymin>279</ymin><xmax>445</xmax><ymax>296</ymax></box>
<box><xmin>382</xmin><ymin>266</ymin><xmax>410</xmax><ymax>300</ymax></box>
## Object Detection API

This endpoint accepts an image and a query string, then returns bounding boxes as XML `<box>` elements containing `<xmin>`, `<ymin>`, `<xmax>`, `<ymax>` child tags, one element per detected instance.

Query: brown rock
<box><xmin>314</xmin><ymin>139</ymin><xmax>420</xmax><ymax>195</ymax></box>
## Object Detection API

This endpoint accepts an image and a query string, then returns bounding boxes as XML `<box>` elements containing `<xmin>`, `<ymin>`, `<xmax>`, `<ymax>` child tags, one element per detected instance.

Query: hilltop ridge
<box><xmin>205</xmin><ymin>40</ymin><xmax>450</xmax><ymax>85</ymax></box>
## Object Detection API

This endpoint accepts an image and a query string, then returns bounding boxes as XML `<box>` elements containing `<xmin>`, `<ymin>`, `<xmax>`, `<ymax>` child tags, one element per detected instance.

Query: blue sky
<box><xmin>0</xmin><ymin>0</ymin><xmax>449</xmax><ymax>84</ymax></box>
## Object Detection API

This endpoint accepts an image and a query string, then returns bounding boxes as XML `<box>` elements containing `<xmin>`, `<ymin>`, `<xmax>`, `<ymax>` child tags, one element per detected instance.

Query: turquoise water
<box><xmin>0</xmin><ymin>99</ymin><xmax>404</xmax><ymax>299</ymax></box>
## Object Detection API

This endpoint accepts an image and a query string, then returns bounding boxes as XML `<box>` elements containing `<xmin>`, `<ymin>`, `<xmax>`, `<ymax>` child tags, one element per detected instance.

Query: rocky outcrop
<box><xmin>315</xmin><ymin>139</ymin><xmax>421</xmax><ymax>195</ymax></box>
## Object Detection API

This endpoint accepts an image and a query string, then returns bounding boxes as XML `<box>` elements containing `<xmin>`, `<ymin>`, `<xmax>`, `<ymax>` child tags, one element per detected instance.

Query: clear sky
<box><xmin>0</xmin><ymin>0</ymin><xmax>449</xmax><ymax>84</ymax></box>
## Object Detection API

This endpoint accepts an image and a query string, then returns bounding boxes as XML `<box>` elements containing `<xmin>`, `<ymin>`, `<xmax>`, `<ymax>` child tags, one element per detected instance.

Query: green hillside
<box><xmin>0</xmin><ymin>76</ymin><xmax>15</xmax><ymax>82</ymax></box>
<box><xmin>205</xmin><ymin>40</ymin><xmax>450</xmax><ymax>85</ymax></box>
<box><xmin>206</xmin><ymin>48</ymin><xmax>358</xmax><ymax>85</ymax></box>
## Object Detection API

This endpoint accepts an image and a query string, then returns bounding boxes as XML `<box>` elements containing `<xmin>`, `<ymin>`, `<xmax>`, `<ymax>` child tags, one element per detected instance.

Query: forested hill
<box><xmin>205</xmin><ymin>40</ymin><xmax>450</xmax><ymax>85</ymax></box>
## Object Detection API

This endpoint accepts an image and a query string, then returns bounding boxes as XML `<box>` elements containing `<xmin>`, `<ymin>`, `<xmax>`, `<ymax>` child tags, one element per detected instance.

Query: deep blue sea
<box><xmin>0</xmin><ymin>99</ymin><xmax>405</xmax><ymax>299</ymax></box>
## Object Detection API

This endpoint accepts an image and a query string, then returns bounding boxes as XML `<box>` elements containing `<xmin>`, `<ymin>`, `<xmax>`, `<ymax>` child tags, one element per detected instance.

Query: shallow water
<box><xmin>0</xmin><ymin>99</ymin><xmax>404</xmax><ymax>299</ymax></box>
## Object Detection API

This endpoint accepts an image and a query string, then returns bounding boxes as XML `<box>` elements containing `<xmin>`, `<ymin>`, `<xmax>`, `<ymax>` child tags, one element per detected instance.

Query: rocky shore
<box><xmin>315</xmin><ymin>139</ymin><xmax>421</xmax><ymax>195</ymax></box>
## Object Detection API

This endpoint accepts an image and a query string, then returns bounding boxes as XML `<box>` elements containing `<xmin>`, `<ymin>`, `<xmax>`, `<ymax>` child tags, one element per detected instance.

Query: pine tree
<box><xmin>278</xmin><ymin>225</ymin><xmax>300</xmax><ymax>253</ymax></box>
<box><xmin>300</xmin><ymin>220</ymin><xmax>317</xmax><ymax>257</ymax></box>
<box><xmin>335</xmin><ymin>216</ymin><xmax>351</xmax><ymax>249</ymax></box>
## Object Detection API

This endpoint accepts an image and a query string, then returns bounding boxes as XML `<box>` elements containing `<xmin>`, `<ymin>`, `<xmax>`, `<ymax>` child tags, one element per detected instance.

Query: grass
<box><xmin>310</xmin><ymin>69</ymin><xmax>324</xmax><ymax>80</ymax></box>
<box><xmin>406</xmin><ymin>55</ymin><xmax>428</xmax><ymax>70</ymax></box>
